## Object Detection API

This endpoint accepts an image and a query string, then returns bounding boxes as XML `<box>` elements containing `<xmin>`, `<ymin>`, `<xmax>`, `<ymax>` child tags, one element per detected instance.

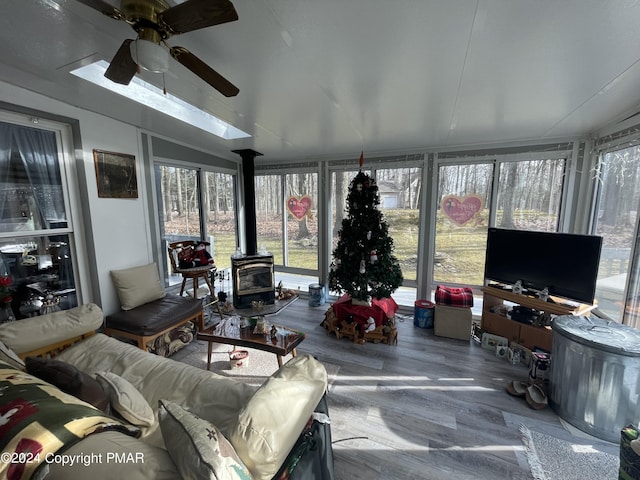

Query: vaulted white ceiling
<box><xmin>2</xmin><ymin>0</ymin><xmax>640</xmax><ymax>162</ymax></box>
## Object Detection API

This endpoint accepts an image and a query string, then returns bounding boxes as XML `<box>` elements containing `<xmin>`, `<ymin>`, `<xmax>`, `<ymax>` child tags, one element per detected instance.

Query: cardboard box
<box><xmin>434</xmin><ymin>305</ymin><xmax>472</xmax><ymax>340</ymax></box>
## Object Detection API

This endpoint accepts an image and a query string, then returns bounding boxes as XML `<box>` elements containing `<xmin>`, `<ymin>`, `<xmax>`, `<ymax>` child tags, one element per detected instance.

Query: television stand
<box><xmin>481</xmin><ymin>286</ymin><xmax>596</xmax><ymax>351</ymax></box>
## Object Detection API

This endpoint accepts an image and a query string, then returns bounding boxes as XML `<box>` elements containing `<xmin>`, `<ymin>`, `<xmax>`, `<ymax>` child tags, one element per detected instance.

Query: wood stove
<box><xmin>231</xmin><ymin>254</ymin><xmax>275</xmax><ymax>308</ymax></box>
<box><xmin>232</xmin><ymin>149</ymin><xmax>278</xmax><ymax>309</ymax></box>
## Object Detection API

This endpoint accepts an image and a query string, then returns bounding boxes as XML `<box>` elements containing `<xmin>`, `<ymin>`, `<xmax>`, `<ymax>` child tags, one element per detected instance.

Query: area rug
<box><xmin>172</xmin><ymin>339</ymin><xmax>340</xmax><ymax>387</ymax></box>
<box><xmin>519</xmin><ymin>424</ymin><xmax>619</xmax><ymax>480</ymax></box>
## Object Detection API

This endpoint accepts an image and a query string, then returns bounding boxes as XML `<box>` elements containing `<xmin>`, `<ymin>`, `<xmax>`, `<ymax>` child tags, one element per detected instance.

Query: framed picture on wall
<box><xmin>93</xmin><ymin>149</ymin><xmax>138</xmax><ymax>199</ymax></box>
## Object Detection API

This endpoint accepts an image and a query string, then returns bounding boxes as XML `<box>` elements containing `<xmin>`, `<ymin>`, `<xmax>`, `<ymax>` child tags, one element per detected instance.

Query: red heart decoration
<box><xmin>287</xmin><ymin>196</ymin><xmax>312</xmax><ymax>220</ymax></box>
<box><xmin>441</xmin><ymin>195</ymin><xmax>483</xmax><ymax>225</ymax></box>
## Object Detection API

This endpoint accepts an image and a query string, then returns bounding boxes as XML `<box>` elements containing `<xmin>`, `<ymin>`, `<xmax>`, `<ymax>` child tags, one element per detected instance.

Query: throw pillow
<box><xmin>0</xmin><ymin>303</ymin><xmax>103</xmax><ymax>355</ymax></box>
<box><xmin>228</xmin><ymin>354</ymin><xmax>328</xmax><ymax>480</ymax></box>
<box><xmin>95</xmin><ymin>371</ymin><xmax>155</xmax><ymax>428</ymax></box>
<box><xmin>110</xmin><ymin>262</ymin><xmax>166</xmax><ymax>310</ymax></box>
<box><xmin>158</xmin><ymin>400</ymin><xmax>253</xmax><ymax>480</ymax></box>
<box><xmin>24</xmin><ymin>357</ymin><xmax>110</xmax><ymax>412</ymax></box>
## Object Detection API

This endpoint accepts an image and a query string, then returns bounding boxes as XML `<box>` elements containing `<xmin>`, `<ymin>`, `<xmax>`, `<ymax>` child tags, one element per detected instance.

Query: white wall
<box><xmin>0</xmin><ymin>80</ymin><xmax>154</xmax><ymax>315</ymax></box>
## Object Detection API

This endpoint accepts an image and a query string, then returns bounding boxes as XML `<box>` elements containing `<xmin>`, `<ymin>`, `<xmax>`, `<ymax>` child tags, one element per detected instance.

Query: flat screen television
<box><xmin>484</xmin><ymin>228</ymin><xmax>603</xmax><ymax>305</ymax></box>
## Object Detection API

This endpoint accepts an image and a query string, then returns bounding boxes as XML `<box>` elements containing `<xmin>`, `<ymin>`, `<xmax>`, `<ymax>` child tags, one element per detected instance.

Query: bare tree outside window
<box><xmin>497</xmin><ymin>159</ymin><xmax>565</xmax><ymax>232</ymax></box>
<box><xmin>593</xmin><ymin>146</ymin><xmax>640</xmax><ymax>324</ymax></box>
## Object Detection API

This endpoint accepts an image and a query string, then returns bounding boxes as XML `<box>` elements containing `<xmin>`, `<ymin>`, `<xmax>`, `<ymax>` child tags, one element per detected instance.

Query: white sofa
<box><xmin>0</xmin><ymin>304</ymin><xmax>331</xmax><ymax>480</ymax></box>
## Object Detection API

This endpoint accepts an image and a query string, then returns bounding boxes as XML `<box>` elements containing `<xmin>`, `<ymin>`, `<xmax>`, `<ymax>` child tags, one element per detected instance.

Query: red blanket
<box><xmin>435</xmin><ymin>285</ymin><xmax>474</xmax><ymax>308</ymax></box>
<box><xmin>332</xmin><ymin>295</ymin><xmax>398</xmax><ymax>328</ymax></box>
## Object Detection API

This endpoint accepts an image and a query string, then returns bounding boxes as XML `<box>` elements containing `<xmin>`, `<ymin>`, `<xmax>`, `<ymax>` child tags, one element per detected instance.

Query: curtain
<box><xmin>0</xmin><ymin>124</ymin><xmax>14</xmax><ymax>226</ymax></box>
<box><xmin>0</xmin><ymin>120</ymin><xmax>77</xmax><ymax>313</ymax></box>
<box><xmin>11</xmin><ymin>124</ymin><xmax>65</xmax><ymax>229</ymax></box>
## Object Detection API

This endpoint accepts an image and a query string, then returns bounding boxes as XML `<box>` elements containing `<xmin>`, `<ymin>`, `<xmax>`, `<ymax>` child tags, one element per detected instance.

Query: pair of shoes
<box><xmin>525</xmin><ymin>384</ymin><xmax>548</xmax><ymax>409</ymax></box>
<box><xmin>506</xmin><ymin>380</ymin><xmax>528</xmax><ymax>397</ymax></box>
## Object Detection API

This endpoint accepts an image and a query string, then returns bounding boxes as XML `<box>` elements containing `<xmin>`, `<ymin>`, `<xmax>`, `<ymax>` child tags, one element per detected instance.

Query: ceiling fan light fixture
<box><xmin>130</xmin><ymin>38</ymin><xmax>170</xmax><ymax>73</ymax></box>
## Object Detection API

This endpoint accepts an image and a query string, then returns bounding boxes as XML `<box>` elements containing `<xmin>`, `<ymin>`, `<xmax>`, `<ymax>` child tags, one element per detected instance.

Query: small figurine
<box><xmin>192</xmin><ymin>242</ymin><xmax>214</xmax><ymax>266</ymax></box>
<box><xmin>364</xmin><ymin>317</ymin><xmax>376</xmax><ymax>333</ymax></box>
<box><xmin>513</xmin><ymin>280</ymin><xmax>523</xmax><ymax>295</ymax></box>
<box><xmin>276</xmin><ymin>281</ymin><xmax>298</xmax><ymax>300</ymax></box>
<box><xmin>179</xmin><ymin>242</ymin><xmax>214</xmax><ymax>268</ymax></box>
<box><xmin>270</xmin><ymin>325</ymin><xmax>278</xmax><ymax>340</ymax></box>
<box><xmin>537</xmin><ymin>287</ymin><xmax>549</xmax><ymax>302</ymax></box>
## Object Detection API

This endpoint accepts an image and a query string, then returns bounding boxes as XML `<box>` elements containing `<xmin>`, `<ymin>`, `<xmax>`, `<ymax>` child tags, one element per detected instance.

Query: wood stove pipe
<box><xmin>232</xmin><ymin>149</ymin><xmax>263</xmax><ymax>256</ymax></box>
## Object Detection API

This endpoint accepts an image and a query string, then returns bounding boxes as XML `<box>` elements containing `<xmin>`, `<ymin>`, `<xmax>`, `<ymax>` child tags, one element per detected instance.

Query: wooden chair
<box><xmin>167</xmin><ymin>240</ymin><xmax>223</xmax><ymax>320</ymax></box>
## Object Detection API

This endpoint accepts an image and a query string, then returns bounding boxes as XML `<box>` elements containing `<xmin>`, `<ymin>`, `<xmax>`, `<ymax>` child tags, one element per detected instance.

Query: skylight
<box><xmin>70</xmin><ymin>60</ymin><xmax>250</xmax><ymax>140</ymax></box>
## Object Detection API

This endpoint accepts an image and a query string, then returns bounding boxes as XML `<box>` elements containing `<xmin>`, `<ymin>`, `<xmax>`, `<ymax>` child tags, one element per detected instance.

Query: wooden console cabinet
<box><xmin>481</xmin><ymin>286</ymin><xmax>595</xmax><ymax>352</ymax></box>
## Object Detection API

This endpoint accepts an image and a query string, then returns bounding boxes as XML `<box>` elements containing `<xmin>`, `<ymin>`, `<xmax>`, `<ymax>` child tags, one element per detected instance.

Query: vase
<box><xmin>0</xmin><ymin>303</ymin><xmax>16</xmax><ymax>323</ymax></box>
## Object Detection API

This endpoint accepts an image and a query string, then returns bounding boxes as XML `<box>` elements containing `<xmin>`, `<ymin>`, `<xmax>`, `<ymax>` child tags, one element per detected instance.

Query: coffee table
<box><xmin>197</xmin><ymin>317</ymin><xmax>305</xmax><ymax>369</ymax></box>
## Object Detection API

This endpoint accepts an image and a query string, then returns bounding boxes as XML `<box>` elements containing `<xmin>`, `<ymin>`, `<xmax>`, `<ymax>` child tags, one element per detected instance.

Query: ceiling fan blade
<box><xmin>104</xmin><ymin>39</ymin><xmax>138</xmax><ymax>85</ymax></box>
<box><xmin>74</xmin><ymin>0</ymin><xmax>125</xmax><ymax>20</ymax></box>
<box><xmin>170</xmin><ymin>46</ymin><xmax>239</xmax><ymax>97</ymax></box>
<box><xmin>159</xmin><ymin>0</ymin><xmax>238</xmax><ymax>35</ymax></box>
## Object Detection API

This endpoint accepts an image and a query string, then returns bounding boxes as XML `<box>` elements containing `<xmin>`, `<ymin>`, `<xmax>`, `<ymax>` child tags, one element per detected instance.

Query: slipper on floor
<box><xmin>526</xmin><ymin>384</ymin><xmax>548</xmax><ymax>409</ymax></box>
<box><xmin>506</xmin><ymin>380</ymin><xmax>528</xmax><ymax>397</ymax></box>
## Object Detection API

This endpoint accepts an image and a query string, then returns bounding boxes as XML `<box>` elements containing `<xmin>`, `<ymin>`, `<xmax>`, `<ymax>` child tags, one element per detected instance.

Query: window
<box><xmin>255</xmin><ymin>172</ymin><xmax>318</xmax><ymax>272</ymax></box>
<box><xmin>156</xmin><ymin>164</ymin><xmax>202</xmax><ymax>286</ymax></box>
<box><xmin>331</xmin><ymin>170</ymin><xmax>362</xmax><ymax>243</ymax></box>
<box><xmin>496</xmin><ymin>159</ymin><xmax>565</xmax><ymax>232</ymax></box>
<box><xmin>0</xmin><ymin>119</ymin><xmax>79</xmax><ymax>318</ymax></box>
<box><xmin>374</xmin><ymin>167</ymin><xmax>422</xmax><ymax>283</ymax></box>
<box><xmin>434</xmin><ymin>163</ymin><xmax>493</xmax><ymax>287</ymax></box>
<box><xmin>592</xmin><ymin>146</ymin><xmax>640</xmax><ymax>322</ymax></box>
<box><xmin>255</xmin><ymin>174</ymin><xmax>283</xmax><ymax>265</ymax></box>
<box><xmin>155</xmin><ymin>164</ymin><xmax>237</xmax><ymax>286</ymax></box>
<box><xmin>204</xmin><ymin>172</ymin><xmax>237</xmax><ymax>272</ymax></box>
<box><xmin>329</xmin><ymin>167</ymin><xmax>419</xmax><ymax>305</ymax></box>
<box><xmin>285</xmin><ymin>173</ymin><xmax>318</xmax><ymax>271</ymax></box>
<box><xmin>0</xmin><ymin>123</ymin><xmax>67</xmax><ymax>233</ymax></box>
<box><xmin>434</xmin><ymin>157</ymin><xmax>567</xmax><ymax>290</ymax></box>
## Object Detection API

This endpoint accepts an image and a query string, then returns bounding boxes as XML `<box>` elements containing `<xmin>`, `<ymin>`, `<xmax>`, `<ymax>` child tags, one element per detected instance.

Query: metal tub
<box><xmin>550</xmin><ymin>315</ymin><xmax>640</xmax><ymax>443</ymax></box>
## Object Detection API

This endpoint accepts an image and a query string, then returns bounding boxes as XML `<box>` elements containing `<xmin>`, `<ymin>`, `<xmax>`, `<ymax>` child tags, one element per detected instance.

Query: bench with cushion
<box><xmin>105</xmin><ymin>263</ymin><xmax>204</xmax><ymax>356</ymax></box>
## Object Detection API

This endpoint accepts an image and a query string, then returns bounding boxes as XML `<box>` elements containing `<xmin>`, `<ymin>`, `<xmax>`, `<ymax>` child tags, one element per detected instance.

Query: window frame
<box><xmin>326</xmin><ymin>156</ymin><xmax>425</xmax><ymax>304</ymax></box>
<box><xmin>152</xmin><ymin>157</ymin><xmax>239</xmax><ymax>286</ymax></box>
<box><xmin>589</xmin><ymin>138</ymin><xmax>640</xmax><ymax>327</ymax></box>
<box><xmin>253</xmin><ymin>167</ymin><xmax>320</xmax><ymax>276</ymax></box>
<box><xmin>0</xmin><ymin>109</ymin><xmax>90</xmax><ymax>306</ymax></box>
<box><xmin>429</xmin><ymin>150</ymin><xmax>571</xmax><ymax>296</ymax></box>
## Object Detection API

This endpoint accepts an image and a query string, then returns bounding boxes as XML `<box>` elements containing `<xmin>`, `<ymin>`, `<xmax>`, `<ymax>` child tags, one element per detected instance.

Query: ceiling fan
<box><xmin>76</xmin><ymin>0</ymin><xmax>239</xmax><ymax>97</ymax></box>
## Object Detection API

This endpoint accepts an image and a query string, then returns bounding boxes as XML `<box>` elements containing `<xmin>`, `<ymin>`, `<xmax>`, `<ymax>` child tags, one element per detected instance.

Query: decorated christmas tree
<box><xmin>329</xmin><ymin>156</ymin><xmax>403</xmax><ymax>302</ymax></box>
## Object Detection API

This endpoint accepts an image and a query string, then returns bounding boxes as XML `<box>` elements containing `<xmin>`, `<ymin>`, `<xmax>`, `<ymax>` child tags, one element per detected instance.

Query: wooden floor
<box><xmin>199</xmin><ymin>297</ymin><xmax>619</xmax><ymax>480</ymax></box>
